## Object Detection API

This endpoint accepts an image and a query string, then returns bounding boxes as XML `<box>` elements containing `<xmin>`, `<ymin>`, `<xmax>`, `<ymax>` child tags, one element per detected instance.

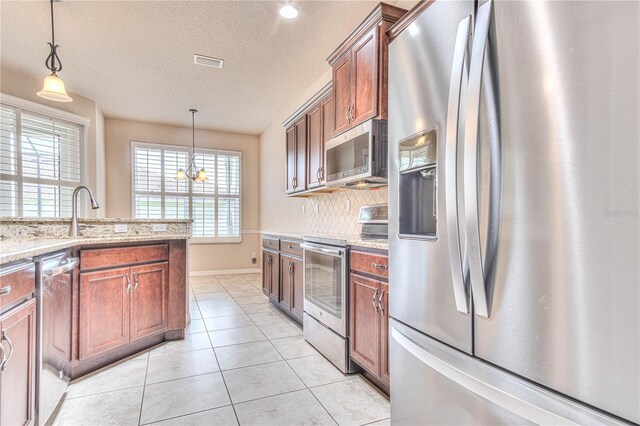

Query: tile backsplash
<box><xmin>306</xmin><ymin>188</ymin><xmax>388</xmax><ymax>235</ymax></box>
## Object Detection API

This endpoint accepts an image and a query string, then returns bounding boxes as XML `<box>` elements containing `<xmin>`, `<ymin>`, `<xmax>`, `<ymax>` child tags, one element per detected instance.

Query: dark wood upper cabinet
<box><xmin>130</xmin><ymin>262</ymin><xmax>168</xmax><ymax>341</ymax></box>
<box><xmin>351</xmin><ymin>27</ymin><xmax>378</xmax><ymax>125</ymax></box>
<box><xmin>327</xmin><ymin>3</ymin><xmax>406</xmax><ymax>137</ymax></box>
<box><xmin>0</xmin><ymin>299</ymin><xmax>36</xmax><ymax>426</ymax></box>
<box><xmin>332</xmin><ymin>53</ymin><xmax>353</xmax><ymax>136</ymax></box>
<box><xmin>306</xmin><ymin>102</ymin><xmax>323</xmax><ymax>189</ymax></box>
<box><xmin>322</xmin><ymin>95</ymin><xmax>335</xmax><ymax>145</ymax></box>
<box><xmin>285</xmin><ymin>126</ymin><xmax>296</xmax><ymax>194</ymax></box>
<box><xmin>79</xmin><ymin>267</ymin><xmax>131</xmax><ymax>359</ymax></box>
<box><xmin>294</xmin><ymin>117</ymin><xmax>307</xmax><ymax>193</ymax></box>
<box><xmin>349</xmin><ymin>273</ymin><xmax>380</xmax><ymax>375</ymax></box>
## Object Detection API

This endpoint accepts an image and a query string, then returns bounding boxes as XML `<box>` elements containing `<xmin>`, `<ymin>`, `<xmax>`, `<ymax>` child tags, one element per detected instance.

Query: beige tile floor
<box><xmin>52</xmin><ymin>273</ymin><xmax>389</xmax><ymax>426</ymax></box>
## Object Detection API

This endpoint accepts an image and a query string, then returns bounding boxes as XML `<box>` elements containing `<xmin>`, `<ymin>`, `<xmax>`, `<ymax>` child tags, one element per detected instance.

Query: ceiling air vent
<box><xmin>193</xmin><ymin>54</ymin><xmax>224</xmax><ymax>69</ymax></box>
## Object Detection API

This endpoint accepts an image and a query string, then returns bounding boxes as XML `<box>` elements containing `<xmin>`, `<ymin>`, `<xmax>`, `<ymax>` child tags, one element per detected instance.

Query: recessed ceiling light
<box><xmin>193</xmin><ymin>54</ymin><xmax>224</xmax><ymax>69</ymax></box>
<box><xmin>279</xmin><ymin>5</ymin><xmax>299</xmax><ymax>19</ymax></box>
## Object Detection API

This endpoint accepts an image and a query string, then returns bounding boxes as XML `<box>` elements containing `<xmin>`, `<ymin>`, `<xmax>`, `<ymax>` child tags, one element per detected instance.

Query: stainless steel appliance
<box><xmin>324</xmin><ymin>119</ymin><xmax>388</xmax><ymax>189</ymax></box>
<box><xmin>358</xmin><ymin>204</ymin><xmax>388</xmax><ymax>240</ymax></box>
<box><xmin>35</xmin><ymin>251</ymin><xmax>77</xmax><ymax>425</ymax></box>
<box><xmin>388</xmin><ymin>0</ymin><xmax>639</xmax><ymax>424</ymax></box>
<box><xmin>301</xmin><ymin>237</ymin><xmax>357</xmax><ymax>373</ymax></box>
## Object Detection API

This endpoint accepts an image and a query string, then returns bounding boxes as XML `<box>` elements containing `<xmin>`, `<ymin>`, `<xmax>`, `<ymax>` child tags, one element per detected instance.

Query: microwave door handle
<box><xmin>464</xmin><ymin>0</ymin><xmax>494</xmax><ymax>318</ymax></box>
<box><xmin>445</xmin><ymin>15</ymin><xmax>472</xmax><ymax>314</ymax></box>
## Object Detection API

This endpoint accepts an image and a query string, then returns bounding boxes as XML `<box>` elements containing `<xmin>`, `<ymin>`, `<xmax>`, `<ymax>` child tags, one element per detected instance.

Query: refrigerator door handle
<box><xmin>445</xmin><ymin>14</ymin><xmax>472</xmax><ymax>314</ymax></box>
<box><xmin>464</xmin><ymin>0</ymin><xmax>492</xmax><ymax>317</ymax></box>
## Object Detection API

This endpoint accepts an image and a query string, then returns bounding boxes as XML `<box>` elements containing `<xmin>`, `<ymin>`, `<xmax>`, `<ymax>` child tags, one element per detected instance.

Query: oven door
<box><xmin>301</xmin><ymin>242</ymin><xmax>347</xmax><ymax>337</ymax></box>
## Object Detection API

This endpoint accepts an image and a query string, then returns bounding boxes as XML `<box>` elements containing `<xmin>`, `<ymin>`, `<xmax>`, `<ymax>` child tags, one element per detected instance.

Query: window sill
<box><xmin>189</xmin><ymin>237</ymin><xmax>242</xmax><ymax>245</ymax></box>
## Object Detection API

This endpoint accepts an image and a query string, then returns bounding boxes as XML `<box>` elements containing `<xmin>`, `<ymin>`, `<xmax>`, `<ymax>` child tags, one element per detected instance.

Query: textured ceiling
<box><xmin>1</xmin><ymin>0</ymin><xmax>416</xmax><ymax>135</ymax></box>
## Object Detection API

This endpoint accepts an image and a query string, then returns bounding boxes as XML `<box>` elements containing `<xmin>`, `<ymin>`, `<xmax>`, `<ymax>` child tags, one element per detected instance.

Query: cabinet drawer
<box><xmin>80</xmin><ymin>244</ymin><xmax>168</xmax><ymax>270</ymax></box>
<box><xmin>350</xmin><ymin>250</ymin><xmax>388</xmax><ymax>279</ymax></box>
<box><xmin>0</xmin><ymin>261</ymin><xmax>35</xmax><ymax>313</ymax></box>
<box><xmin>262</xmin><ymin>237</ymin><xmax>280</xmax><ymax>251</ymax></box>
<box><xmin>280</xmin><ymin>240</ymin><xmax>303</xmax><ymax>257</ymax></box>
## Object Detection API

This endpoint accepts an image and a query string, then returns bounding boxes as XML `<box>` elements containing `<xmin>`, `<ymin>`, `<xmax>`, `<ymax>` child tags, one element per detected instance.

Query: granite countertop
<box><xmin>0</xmin><ymin>217</ymin><xmax>192</xmax><ymax>224</ymax></box>
<box><xmin>261</xmin><ymin>231</ymin><xmax>388</xmax><ymax>251</ymax></box>
<box><xmin>0</xmin><ymin>234</ymin><xmax>191</xmax><ymax>265</ymax></box>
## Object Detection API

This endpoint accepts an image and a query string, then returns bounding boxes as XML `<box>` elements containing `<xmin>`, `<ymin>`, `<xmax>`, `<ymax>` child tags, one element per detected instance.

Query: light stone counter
<box><xmin>0</xmin><ymin>218</ymin><xmax>191</xmax><ymax>264</ymax></box>
<box><xmin>261</xmin><ymin>231</ymin><xmax>388</xmax><ymax>251</ymax></box>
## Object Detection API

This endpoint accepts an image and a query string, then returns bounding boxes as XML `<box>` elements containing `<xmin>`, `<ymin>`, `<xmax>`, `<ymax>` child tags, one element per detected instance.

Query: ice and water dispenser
<box><xmin>398</xmin><ymin>128</ymin><xmax>437</xmax><ymax>240</ymax></box>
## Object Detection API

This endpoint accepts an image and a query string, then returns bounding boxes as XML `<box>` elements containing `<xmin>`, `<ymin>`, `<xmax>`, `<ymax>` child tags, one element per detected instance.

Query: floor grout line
<box><xmin>137</xmin><ymin>349</ymin><xmax>151</xmax><ymax>425</ymax></box>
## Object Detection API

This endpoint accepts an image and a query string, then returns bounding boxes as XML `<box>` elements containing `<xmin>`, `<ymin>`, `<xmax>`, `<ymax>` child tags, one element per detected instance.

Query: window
<box><xmin>131</xmin><ymin>142</ymin><xmax>242</xmax><ymax>242</ymax></box>
<box><xmin>0</xmin><ymin>103</ymin><xmax>84</xmax><ymax>217</ymax></box>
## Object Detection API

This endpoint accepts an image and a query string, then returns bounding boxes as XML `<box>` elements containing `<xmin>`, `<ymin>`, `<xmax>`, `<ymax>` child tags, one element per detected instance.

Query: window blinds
<box><xmin>132</xmin><ymin>142</ymin><xmax>241</xmax><ymax>241</ymax></box>
<box><xmin>0</xmin><ymin>104</ymin><xmax>83</xmax><ymax>217</ymax></box>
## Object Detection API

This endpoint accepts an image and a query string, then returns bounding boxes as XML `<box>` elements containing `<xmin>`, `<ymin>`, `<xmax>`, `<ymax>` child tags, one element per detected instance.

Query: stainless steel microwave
<box><xmin>324</xmin><ymin>119</ymin><xmax>388</xmax><ymax>189</ymax></box>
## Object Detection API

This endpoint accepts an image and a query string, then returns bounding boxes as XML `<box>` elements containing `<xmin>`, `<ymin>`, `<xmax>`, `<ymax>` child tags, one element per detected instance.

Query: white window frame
<box><xmin>0</xmin><ymin>93</ymin><xmax>90</xmax><ymax>217</ymax></box>
<box><xmin>130</xmin><ymin>141</ymin><xmax>242</xmax><ymax>244</ymax></box>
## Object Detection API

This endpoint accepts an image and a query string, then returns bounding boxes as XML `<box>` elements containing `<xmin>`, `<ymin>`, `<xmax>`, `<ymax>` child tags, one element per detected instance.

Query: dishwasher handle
<box><xmin>43</xmin><ymin>257</ymin><xmax>79</xmax><ymax>277</ymax></box>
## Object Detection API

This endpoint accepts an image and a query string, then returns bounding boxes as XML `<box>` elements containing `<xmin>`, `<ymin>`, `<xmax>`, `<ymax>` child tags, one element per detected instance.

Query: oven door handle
<box><xmin>300</xmin><ymin>243</ymin><xmax>343</xmax><ymax>257</ymax></box>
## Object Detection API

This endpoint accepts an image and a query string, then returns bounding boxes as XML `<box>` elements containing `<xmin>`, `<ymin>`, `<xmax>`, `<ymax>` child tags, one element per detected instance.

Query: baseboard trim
<box><xmin>190</xmin><ymin>268</ymin><xmax>261</xmax><ymax>276</ymax></box>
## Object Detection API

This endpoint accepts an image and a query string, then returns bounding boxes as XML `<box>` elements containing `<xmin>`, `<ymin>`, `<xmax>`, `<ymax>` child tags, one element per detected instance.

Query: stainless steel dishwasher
<box><xmin>35</xmin><ymin>250</ymin><xmax>77</xmax><ymax>425</ymax></box>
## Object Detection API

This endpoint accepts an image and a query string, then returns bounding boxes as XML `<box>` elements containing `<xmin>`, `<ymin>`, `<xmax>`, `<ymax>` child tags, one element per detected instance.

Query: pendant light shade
<box><xmin>37</xmin><ymin>73</ymin><xmax>72</xmax><ymax>102</ymax></box>
<box><xmin>37</xmin><ymin>0</ymin><xmax>72</xmax><ymax>103</ymax></box>
<box><xmin>176</xmin><ymin>109</ymin><xmax>208</xmax><ymax>182</ymax></box>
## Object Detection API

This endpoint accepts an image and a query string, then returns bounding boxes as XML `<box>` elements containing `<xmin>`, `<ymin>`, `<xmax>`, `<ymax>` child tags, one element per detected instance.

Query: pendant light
<box><xmin>176</xmin><ymin>109</ymin><xmax>208</xmax><ymax>182</ymax></box>
<box><xmin>37</xmin><ymin>0</ymin><xmax>72</xmax><ymax>103</ymax></box>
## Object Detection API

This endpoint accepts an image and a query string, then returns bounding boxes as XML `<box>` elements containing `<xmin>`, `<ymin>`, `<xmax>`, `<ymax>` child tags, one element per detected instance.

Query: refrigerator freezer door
<box><xmin>388</xmin><ymin>0</ymin><xmax>474</xmax><ymax>353</ymax></box>
<box><xmin>472</xmin><ymin>1</ymin><xmax>640</xmax><ymax>422</ymax></box>
<box><xmin>390</xmin><ymin>320</ymin><xmax>627</xmax><ymax>425</ymax></box>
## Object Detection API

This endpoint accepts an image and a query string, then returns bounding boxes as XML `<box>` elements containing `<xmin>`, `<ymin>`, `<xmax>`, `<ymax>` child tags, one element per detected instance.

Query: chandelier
<box><xmin>37</xmin><ymin>0</ymin><xmax>72</xmax><ymax>103</ymax></box>
<box><xmin>176</xmin><ymin>109</ymin><xmax>208</xmax><ymax>182</ymax></box>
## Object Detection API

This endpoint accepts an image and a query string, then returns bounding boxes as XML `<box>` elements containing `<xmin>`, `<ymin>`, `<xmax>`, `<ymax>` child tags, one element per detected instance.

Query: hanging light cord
<box><xmin>190</xmin><ymin>109</ymin><xmax>199</xmax><ymax>171</ymax></box>
<box><xmin>44</xmin><ymin>0</ymin><xmax>62</xmax><ymax>74</ymax></box>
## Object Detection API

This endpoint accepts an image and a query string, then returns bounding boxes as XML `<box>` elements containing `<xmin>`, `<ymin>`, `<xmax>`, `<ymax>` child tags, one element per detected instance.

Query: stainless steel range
<box><xmin>301</xmin><ymin>235</ymin><xmax>356</xmax><ymax>373</ymax></box>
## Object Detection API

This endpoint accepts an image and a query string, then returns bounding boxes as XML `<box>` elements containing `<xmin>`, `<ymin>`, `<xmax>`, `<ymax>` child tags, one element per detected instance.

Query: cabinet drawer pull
<box><xmin>133</xmin><ymin>272</ymin><xmax>139</xmax><ymax>293</ymax></box>
<box><xmin>1</xmin><ymin>329</ymin><xmax>14</xmax><ymax>371</ymax></box>
<box><xmin>0</xmin><ymin>286</ymin><xmax>11</xmax><ymax>296</ymax></box>
<box><xmin>378</xmin><ymin>290</ymin><xmax>385</xmax><ymax>316</ymax></box>
<box><xmin>372</xmin><ymin>288</ymin><xmax>379</xmax><ymax>315</ymax></box>
<box><xmin>288</xmin><ymin>245</ymin><xmax>294</xmax><ymax>249</ymax></box>
<box><xmin>349</xmin><ymin>104</ymin><xmax>355</xmax><ymax>122</ymax></box>
<box><xmin>125</xmin><ymin>274</ymin><xmax>131</xmax><ymax>294</ymax></box>
<box><xmin>346</xmin><ymin>106</ymin><xmax>350</xmax><ymax>123</ymax></box>
<box><xmin>371</xmin><ymin>262</ymin><xmax>388</xmax><ymax>270</ymax></box>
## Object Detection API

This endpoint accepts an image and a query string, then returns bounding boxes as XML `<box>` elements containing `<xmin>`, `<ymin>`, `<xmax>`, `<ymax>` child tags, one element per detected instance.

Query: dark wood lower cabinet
<box><xmin>79</xmin><ymin>267</ymin><xmax>131</xmax><ymax>359</ymax></box>
<box><xmin>349</xmin><ymin>274</ymin><xmax>380</xmax><ymax>374</ymax></box>
<box><xmin>0</xmin><ymin>299</ymin><xmax>36</xmax><ymax>426</ymax></box>
<box><xmin>130</xmin><ymin>262</ymin><xmax>168</xmax><ymax>341</ymax></box>
<box><xmin>290</xmin><ymin>257</ymin><xmax>304</xmax><ymax>321</ymax></box>
<box><xmin>262</xmin><ymin>238</ymin><xmax>303</xmax><ymax>324</ymax></box>
<box><xmin>262</xmin><ymin>250</ymin><xmax>280</xmax><ymax>302</ymax></box>
<box><xmin>379</xmin><ymin>281</ymin><xmax>390</xmax><ymax>384</ymax></box>
<box><xmin>349</xmin><ymin>249</ymin><xmax>390</xmax><ymax>387</ymax></box>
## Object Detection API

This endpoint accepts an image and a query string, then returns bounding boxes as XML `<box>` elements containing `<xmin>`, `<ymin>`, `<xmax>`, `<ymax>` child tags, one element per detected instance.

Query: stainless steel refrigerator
<box><xmin>388</xmin><ymin>0</ymin><xmax>639</xmax><ymax>424</ymax></box>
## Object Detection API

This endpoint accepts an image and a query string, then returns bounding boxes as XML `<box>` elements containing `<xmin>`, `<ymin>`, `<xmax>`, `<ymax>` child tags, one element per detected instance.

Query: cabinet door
<box><xmin>261</xmin><ymin>251</ymin><xmax>271</xmax><ymax>296</ymax></box>
<box><xmin>306</xmin><ymin>103</ymin><xmax>323</xmax><ymax>189</ymax></box>
<box><xmin>379</xmin><ymin>281</ymin><xmax>390</xmax><ymax>385</ymax></box>
<box><xmin>0</xmin><ymin>299</ymin><xmax>36</xmax><ymax>426</ymax></box>
<box><xmin>290</xmin><ymin>257</ymin><xmax>304</xmax><ymax>321</ymax></box>
<box><xmin>351</xmin><ymin>27</ymin><xmax>378</xmax><ymax>126</ymax></box>
<box><xmin>130</xmin><ymin>262</ymin><xmax>168</xmax><ymax>341</ymax></box>
<box><xmin>349</xmin><ymin>273</ymin><xmax>380</xmax><ymax>375</ymax></box>
<box><xmin>321</xmin><ymin>95</ymin><xmax>335</xmax><ymax>146</ymax></box>
<box><xmin>285</xmin><ymin>125</ymin><xmax>296</xmax><ymax>194</ymax></box>
<box><xmin>332</xmin><ymin>52</ymin><xmax>353</xmax><ymax>136</ymax></box>
<box><xmin>294</xmin><ymin>117</ymin><xmax>307</xmax><ymax>192</ymax></box>
<box><xmin>79</xmin><ymin>267</ymin><xmax>131</xmax><ymax>359</ymax></box>
<box><xmin>266</xmin><ymin>252</ymin><xmax>280</xmax><ymax>302</ymax></box>
<box><xmin>280</xmin><ymin>255</ymin><xmax>293</xmax><ymax>311</ymax></box>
